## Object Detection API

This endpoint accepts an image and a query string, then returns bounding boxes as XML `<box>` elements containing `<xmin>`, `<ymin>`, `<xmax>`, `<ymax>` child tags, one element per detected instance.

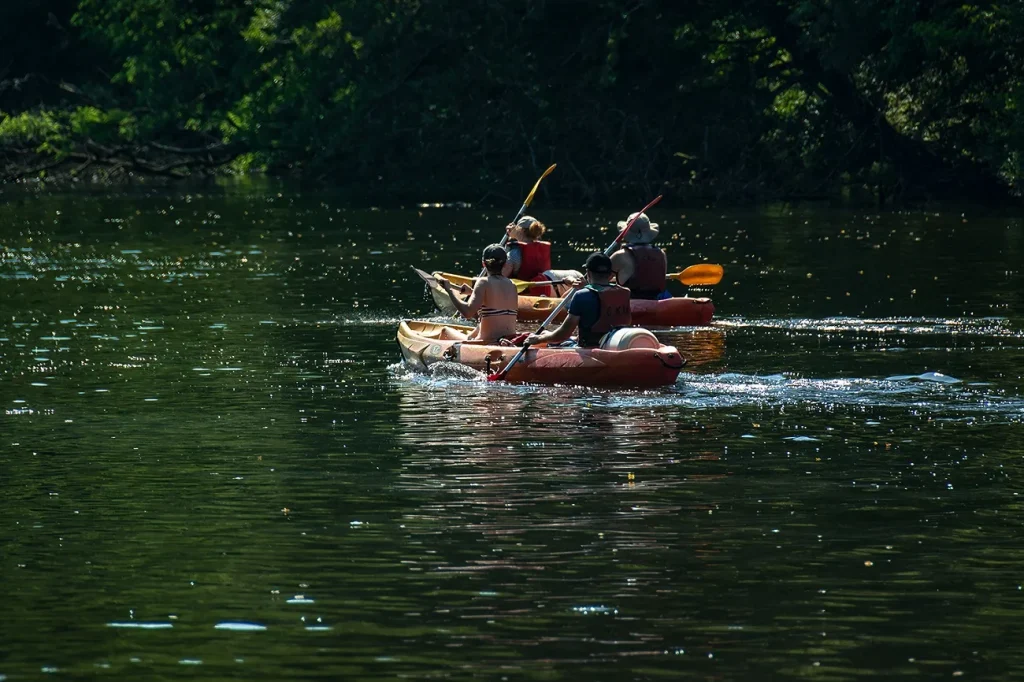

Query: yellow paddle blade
<box><xmin>668</xmin><ymin>264</ymin><xmax>724</xmax><ymax>286</ymax></box>
<box><xmin>434</xmin><ymin>271</ymin><xmax>545</xmax><ymax>294</ymax></box>
<box><xmin>434</xmin><ymin>272</ymin><xmax>475</xmax><ymax>289</ymax></box>
<box><xmin>511</xmin><ymin>280</ymin><xmax>536</xmax><ymax>293</ymax></box>
<box><xmin>512</xmin><ymin>279</ymin><xmax>556</xmax><ymax>293</ymax></box>
<box><xmin>523</xmin><ymin>164</ymin><xmax>557</xmax><ymax>207</ymax></box>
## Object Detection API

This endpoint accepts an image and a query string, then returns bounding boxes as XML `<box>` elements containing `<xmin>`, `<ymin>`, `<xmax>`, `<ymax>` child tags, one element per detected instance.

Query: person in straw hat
<box><xmin>609</xmin><ymin>211</ymin><xmax>668</xmax><ymax>300</ymax></box>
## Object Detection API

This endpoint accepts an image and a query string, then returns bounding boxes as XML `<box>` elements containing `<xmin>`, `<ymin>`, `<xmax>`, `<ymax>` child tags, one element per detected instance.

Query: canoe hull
<box><xmin>397</xmin><ymin>320</ymin><xmax>683</xmax><ymax>387</ymax></box>
<box><xmin>518</xmin><ymin>294</ymin><xmax>714</xmax><ymax>327</ymax></box>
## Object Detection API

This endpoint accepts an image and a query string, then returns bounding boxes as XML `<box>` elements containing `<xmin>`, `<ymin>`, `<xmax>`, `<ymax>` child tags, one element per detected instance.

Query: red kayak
<box><xmin>398</xmin><ymin>320</ymin><xmax>684</xmax><ymax>387</ymax></box>
<box><xmin>516</xmin><ymin>294</ymin><xmax>714</xmax><ymax>326</ymax></box>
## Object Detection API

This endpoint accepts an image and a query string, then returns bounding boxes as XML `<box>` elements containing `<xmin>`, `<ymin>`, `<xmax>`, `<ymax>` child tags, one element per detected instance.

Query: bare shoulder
<box><xmin>488</xmin><ymin>276</ymin><xmax>519</xmax><ymax>305</ymax></box>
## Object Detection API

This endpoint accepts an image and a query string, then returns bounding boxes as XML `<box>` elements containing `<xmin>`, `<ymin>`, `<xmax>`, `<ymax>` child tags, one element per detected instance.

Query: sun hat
<box><xmin>616</xmin><ymin>212</ymin><xmax>660</xmax><ymax>244</ymax></box>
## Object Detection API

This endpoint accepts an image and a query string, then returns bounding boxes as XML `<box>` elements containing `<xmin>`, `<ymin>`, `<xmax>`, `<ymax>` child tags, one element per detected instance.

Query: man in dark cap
<box><xmin>524</xmin><ymin>252</ymin><xmax>632</xmax><ymax>348</ymax></box>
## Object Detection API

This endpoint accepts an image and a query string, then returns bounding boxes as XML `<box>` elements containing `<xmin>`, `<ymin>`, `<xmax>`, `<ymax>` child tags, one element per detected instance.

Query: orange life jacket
<box><xmin>622</xmin><ymin>245</ymin><xmax>667</xmax><ymax>300</ymax></box>
<box><xmin>579</xmin><ymin>284</ymin><xmax>632</xmax><ymax>347</ymax></box>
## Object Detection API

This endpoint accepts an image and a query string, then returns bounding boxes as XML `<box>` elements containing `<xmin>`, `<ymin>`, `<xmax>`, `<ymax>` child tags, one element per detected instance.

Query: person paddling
<box><xmin>437</xmin><ymin>245</ymin><xmax>519</xmax><ymax>343</ymax></box>
<box><xmin>503</xmin><ymin>215</ymin><xmax>555</xmax><ymax>297</ymax></box>
<box><xmin>609</xmin><ymin>212</ymin><xmax>669</xmax><ymax>300</ymax></box>
<box><xmin>523</xmin><ymin>252</ymin><xmax>631</xmax><ymax>348</ymax></box>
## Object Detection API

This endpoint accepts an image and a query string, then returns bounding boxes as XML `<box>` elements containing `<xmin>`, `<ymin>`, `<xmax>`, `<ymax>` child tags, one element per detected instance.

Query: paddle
<box><xmin>488</xmin><ymin>195</ymin><xmax>663</xmax><ymax>382</ymax></box>
<box><xmin>413</xmin><ymin>266</ymin><xmax>446</xmax><ymax>293</ymax></box>
<box><xmin>413</xmin><ymin>266</ymin><xmax>460</xmax><ymax>316</ymax></box>
<box><xmin>477</xmin><ymin>163</ymin><xmax>557</xmax><ymax>277</ymax></box>
<box><xmin>434</xmin><ymin>271</ymin><xmax>567</xmax><ymax>294</ymax></box>
<box><xmin>436</xmin><ymin>262</ymin><xmax>721</xmax><ymax>297</ymax></box>
<box><xmin>667</xmin><ymin>263</ymin><xmax>724</xmax><ymax>286</ymax></box>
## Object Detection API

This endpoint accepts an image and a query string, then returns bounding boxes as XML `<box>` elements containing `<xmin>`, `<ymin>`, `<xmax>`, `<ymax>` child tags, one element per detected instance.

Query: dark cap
<box><xmin>482</xmin><ymin>244</ymin><xmax>507</xmax><ymax>267</ymax></box>
<box><xmin>584</xmin><ymin>252</ymin><xmax>612</xmax><ymax>274</ymax></box>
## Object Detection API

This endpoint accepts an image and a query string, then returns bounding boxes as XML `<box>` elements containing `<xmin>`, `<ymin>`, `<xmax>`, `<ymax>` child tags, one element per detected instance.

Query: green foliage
<box><xmin>3</xmin><ymin>0</ymin><xmax>1022</xmax><ymax>200</ymax></box>
<box><xmin>68</xmin><ymin>106</ymin><xmax>133</xmax><ymax>143</ymax></box>
<box><xmin>0</xmin><ymin>111</ymin><xmax>63</xmax><ymax>147</ymax></box>
<box><xmin>0</xmin><ymin>106</ymin><xmax>135</xmax><ymax>160</ymax></box>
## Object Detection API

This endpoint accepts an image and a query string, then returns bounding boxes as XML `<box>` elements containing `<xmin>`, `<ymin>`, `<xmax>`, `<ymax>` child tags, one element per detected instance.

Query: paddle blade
<box><xmin>413</xmin><ymin>266</ymin><xmax>445</xmax><ymax>291</ymax></box>
<box><xmin>435</xmin><ymin>272</ymin><xmax>475</xmax><ymax>289</ymax></box>
<box><xmin>670</xmin><ymin>264</ymin><xmax>724</xmax><ymax>286</ymax></box>
<box><xmin>515</xmin><ymin>278</ymin><xmax>561</xmax><ymax>293</ymax></box>
<box><xmin>524</xmin><ymin>164</ymin><xmax>557</xmax><ymax>207</ymax></box>
<box><xmin>439</xmin><ymin>271</ymin><xmax>544</xmax><ymax>294</ymax></box>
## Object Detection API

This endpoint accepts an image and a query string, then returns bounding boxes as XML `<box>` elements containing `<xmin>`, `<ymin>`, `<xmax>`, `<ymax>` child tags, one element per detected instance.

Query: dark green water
<box><xmin>2</xmin><ymin>188</ymin><xmax>1023</xmax><ymax>680</ymax></box>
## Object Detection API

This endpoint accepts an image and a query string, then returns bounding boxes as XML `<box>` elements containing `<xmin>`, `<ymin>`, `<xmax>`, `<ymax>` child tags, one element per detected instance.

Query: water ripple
<box><xmin>716</xmin><ymin>315</ymin><xmax>1021</xmax><ymax>338</ymax></box>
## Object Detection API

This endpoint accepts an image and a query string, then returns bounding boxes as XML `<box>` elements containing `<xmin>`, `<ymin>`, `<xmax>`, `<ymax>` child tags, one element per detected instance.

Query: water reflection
<box><xmin>656</xmin><ymin>327</ymin><xmax>726</xmax><ymax>369</ymax></box>
<box><xmin>4</xmin><ymin>191</ymin><xmax>1024</xmax><ymax>679</ymax></box>
<box><xmin>392</xmin><ymin>378</ymin><xmax>729</xmax><ymax>535</ymax></box>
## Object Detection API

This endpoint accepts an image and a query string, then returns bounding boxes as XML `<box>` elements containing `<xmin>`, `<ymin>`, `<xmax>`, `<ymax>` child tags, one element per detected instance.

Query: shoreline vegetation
<box><xmin>2</xmin><ymin>2</ymin><xmax>1021</xmax><ymax>205</ymax></box>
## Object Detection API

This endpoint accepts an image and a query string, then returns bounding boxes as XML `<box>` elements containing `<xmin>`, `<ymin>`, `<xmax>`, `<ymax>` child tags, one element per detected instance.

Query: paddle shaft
<box><xmin>489</xmin><ymin>195</ymin><xmax>663</xmax><ymax>381</ymax></box>
<box><xmin>436</xmin><ymin>271</ymin><xmax>570</xmax><ymax>293</ymax></box>
<box><xmin>478</xmin><ymin>164</ymin><xmax>557</xmax><ymax>278</ymax></box>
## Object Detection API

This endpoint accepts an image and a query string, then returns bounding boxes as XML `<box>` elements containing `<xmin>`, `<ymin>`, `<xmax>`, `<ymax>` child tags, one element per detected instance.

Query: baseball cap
<box><xmin>583</xmin><ymin>252</ymin><xmax>612</xmax><ymax>274</ymax></box>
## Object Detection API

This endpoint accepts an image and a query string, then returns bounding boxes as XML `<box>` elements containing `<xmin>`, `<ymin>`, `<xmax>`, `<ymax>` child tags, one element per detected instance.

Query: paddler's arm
<box><xmin>501</xmin><ymin>241</ymin><xmax>520</xmax><ymax>279</ymax></box>
<box><xmin>525</xmin><ymin>314</ymin><xmax>579</xmax><ymax>346</ymax></box>
<box><xmin>610</xmin><ymin>249</ymin><xmax>633</xmax><ymax>285</ymax></box>
<box><xmin>441</xmin><ymin>278</ymin><xmax>484</xmax><ymax>320</ymax></box>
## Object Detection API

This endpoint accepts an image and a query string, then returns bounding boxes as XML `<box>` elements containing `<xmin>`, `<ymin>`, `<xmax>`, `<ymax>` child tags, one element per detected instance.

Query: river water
<box><xmin>2</xmin><ymin>187</ymin><xmax>1023</xmax><ymax>680</ymax></box>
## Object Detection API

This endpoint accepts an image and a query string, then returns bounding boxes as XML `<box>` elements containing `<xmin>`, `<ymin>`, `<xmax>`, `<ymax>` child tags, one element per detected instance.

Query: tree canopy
<box><xmin>2</xmin><ymin>0</ymin><xmax>1021</xmax><ymax>204</ymax></box>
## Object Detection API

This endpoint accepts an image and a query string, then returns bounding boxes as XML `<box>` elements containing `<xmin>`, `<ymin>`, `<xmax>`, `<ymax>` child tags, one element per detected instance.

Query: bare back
<box><xmin>464</xmin><ymin>274</ymin><xmax>518</xmax><ymax>342</ymax></box>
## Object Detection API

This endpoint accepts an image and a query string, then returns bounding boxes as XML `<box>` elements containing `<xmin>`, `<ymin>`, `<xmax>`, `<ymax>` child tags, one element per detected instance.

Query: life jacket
<box><xmin>509</xmin><ymin>240</ymin><xmax>553</xmax><ymax>296</ymax></box>
<box><xmin>622</xmin><ymin>244</ymin><xmax>667</xmax><ymax>300</ymax></box>
<box><xmin>579</xmin><ymin>284</ymin><xmax>632</xmax><ymax>347</ymax></box>
<box><xmin>512</xmin><ymin>241</ymin><xmax>552</xmax><ymax>281</ymax></box>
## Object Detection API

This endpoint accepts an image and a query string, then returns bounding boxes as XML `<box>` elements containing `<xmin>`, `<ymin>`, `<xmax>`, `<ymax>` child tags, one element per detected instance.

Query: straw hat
<box><xmin>617</xmin><ymin>212</ymin><xmax>660</xmax><ymax>244</ymax></box>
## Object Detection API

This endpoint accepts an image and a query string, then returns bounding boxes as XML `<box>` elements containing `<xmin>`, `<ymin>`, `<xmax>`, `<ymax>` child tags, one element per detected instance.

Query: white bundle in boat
<box><xmin>600</xmin><ymin>328</ymin><xmax>661</xmax><ymax>351</ymax></box>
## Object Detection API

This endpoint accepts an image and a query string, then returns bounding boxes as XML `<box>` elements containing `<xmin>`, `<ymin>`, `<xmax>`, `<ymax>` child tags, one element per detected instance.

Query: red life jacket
<box><xmin>514</xmin><ymin>241</ymin><xmax>552</xmax><ymax>281</ymax></box>
<box><xmin>579</xmin><ymin>284</ymin><xmax>632</xmax><ymax>347</ymax></box>
<box><xmin>622</xmin><ymin>245</ymin><xmax>667</xmax><ymax>300</ymax></box>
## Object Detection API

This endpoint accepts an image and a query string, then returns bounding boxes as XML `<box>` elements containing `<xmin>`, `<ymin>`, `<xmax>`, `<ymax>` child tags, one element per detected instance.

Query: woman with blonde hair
<box><xmin>503</xmin><ymin>215</ymin><xmax>584</xmax><ymax>297</ymax></box>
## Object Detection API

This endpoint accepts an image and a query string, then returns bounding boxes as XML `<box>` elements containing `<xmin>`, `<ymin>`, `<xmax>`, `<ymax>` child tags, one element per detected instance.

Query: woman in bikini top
<box><xmin>439</xmin><ymin>244</ymin><xmax>519</xmax><ymax>343</ymax></box>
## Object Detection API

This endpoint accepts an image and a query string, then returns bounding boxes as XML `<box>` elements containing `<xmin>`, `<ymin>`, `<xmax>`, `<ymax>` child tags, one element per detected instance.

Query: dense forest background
<box><xmin>2</xmin><ymin>1</ymin><xmax>1022</xmax><ymax>205</ymax></box>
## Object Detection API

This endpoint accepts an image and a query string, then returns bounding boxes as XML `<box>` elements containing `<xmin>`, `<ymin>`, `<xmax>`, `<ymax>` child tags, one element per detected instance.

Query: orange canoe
<box><xmin>516</xmin><ymin>294</ymin><xmax>714</xmax><ymax>326</ymax></box>
<box><xmin>397</xmin><ymin>320</ymin><xmax>684</xmax><ymax>387</ymax></box>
